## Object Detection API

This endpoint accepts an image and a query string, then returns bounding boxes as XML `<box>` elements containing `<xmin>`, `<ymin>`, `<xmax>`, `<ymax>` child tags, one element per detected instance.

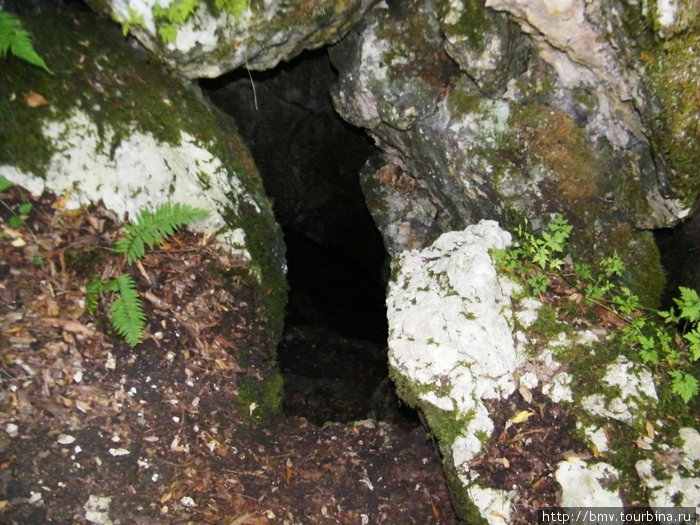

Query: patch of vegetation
<box><xmin>0</xmin><ymin>176</ymin><xmax>34</xmax><ymax>228</ymax></box>
<box><xmin>87</xmin><ymin>202</ymin><xmax>209</xmax><ymax>346</ymax></box>
<box><xmin>494</xmin><ymin>215</ymin><xmax>700</xmax><ymax>404</ymax></box>
<box><xmin>147</xmin><ymin>0</ymin><xmax>249</xmax><ymax>43</ymax></box>
<box><xmin>0</xmin><ymin>12</ymin><xmax>52</xmax><ymax>74</ymax></box>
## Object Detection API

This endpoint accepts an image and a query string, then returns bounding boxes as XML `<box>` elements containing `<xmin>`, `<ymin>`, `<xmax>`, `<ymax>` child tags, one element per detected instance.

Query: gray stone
<box><xmin>85</xmin><ymin>0</ymin><xmax>374</xmax><ymax>78</ymax></box>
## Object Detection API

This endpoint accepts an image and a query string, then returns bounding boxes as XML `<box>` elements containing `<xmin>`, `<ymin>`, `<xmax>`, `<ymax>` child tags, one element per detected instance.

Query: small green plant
<box><xmin>152</xmin><ymin>0</ymin><xmax>200</xmax><ymax>43</ymax></box>
<box><xmin>87</xmin><ymin>202</ymin><xmax>209</xmax><ymax>347</ymax></box>
<box><xmin>493</xmin><ymin>214</ymin><xmax>572</xmax><ymax>295</ymax></box>
<box><xmin>494</xmin><ymin>215</ymin><xmax>700</xmax><ymax>403</ymax></box>
<box><xmin>150</xmin><ymin>0</ymin><xmax>249</xmax><ymax>42</ymax></box>
<box><xmin>0</xmin><ymin>175</ymin><xmax>34</xmax><ymax>228</ymax></box>
<box><xmin>118</xmin><ymin>7</ymin><xmax>146</xmax><ymax>37</ymax></box>
<box><xmin>0</xmin><ymin>12</ymin><xmax>52</xmax><ymax>74</ymax></box>
<box><xmin>215</xmin><ymin>0</ymin><xmax>249</xmax><ymax>17</ymax></box>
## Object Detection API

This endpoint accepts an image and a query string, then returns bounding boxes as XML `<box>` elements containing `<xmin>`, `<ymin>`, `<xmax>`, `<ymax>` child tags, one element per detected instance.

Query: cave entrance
<box><xmin>200</xmin><ymin>49</ymin><xmax>415</xmax><ymax>426</ymax></box>
<box><xmin>655</xmin><ymin>197</ymin><xmax>700</xmax><ymax>308</ymax></box>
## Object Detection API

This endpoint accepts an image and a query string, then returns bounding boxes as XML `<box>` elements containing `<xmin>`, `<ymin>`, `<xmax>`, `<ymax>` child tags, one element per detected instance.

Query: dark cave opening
<box><xmin>200</xmin><ymin>49</ymin><xmax>417</xmax><ymax>426</ymax></box>
<box><xmin>654</xmin><ymin>198</ymin><xmax>700</xmax><ymax>309</ymax></box>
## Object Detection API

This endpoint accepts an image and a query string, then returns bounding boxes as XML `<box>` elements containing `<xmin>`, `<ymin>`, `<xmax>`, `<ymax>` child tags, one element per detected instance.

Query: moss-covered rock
<box><xmin>83</xmin><ymin>0</ymin><xmax>374</xmax><ymax>78</ymax></box>
<box><xmin>0</xmin><ymin>2</ymin><xmax>287</xmax><ymax>338</ymax></box>
<box><xmin>387</xmin><ymin>221</ymin><xmax>700</xmax><ymax>521</ymax></box>
<box><xmin>331</xmin><ymin>0</ymin><xmax>678</xmax><ymax>306</ymax></box>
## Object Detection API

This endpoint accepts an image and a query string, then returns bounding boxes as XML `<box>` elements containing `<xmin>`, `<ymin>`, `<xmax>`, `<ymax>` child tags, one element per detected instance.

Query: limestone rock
<box><xmin>84</xmin><ymin>0</ymin><xmax>374</xmax><ymax>78</ymax></box>
<box><xmin>387</xmin><ymin>221</ymin><xmax>700</xmax><ymax>522</ymax></box>
<box><xmin>330</xmin><ymin>0</ymin><xmax>698</xmax><ymax>305</ymax></box>
<box><xmin>0</xmin><ymin>3</ymin><xmax>286</xmax><ymax>331</ymax></box>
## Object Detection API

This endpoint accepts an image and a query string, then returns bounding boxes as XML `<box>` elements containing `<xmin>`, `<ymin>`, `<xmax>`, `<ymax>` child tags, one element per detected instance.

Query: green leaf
<box><xmin>675</xmin><ymin>286</ymin><xmax>700</xmax><ymax>322</ymax></box>
<box><xmin>0</xmin><ymin>12</ymin><xmax>53</xmax><ymax>74</ymax></box>
<box><xmin>85</xmin><ymin>278</ymin><xmax>104</xmax><ymax>315</ymax></box>
<box><xmin>0</xmin><ymin>175</ymin><xmax>13</xmax><ymax>192</ymax></box>
<box><xmin>108</xmin><ymin>274</ymin><xmax>146</xmax><ymax>347</ymax></box>
<box><xmin>574</xmin><ymin>262</ymin><xmax>593</xmax><ymax>281</ymax></box>
<box><xmin>157</xmin><ymin>23</ymin><xmax>177</xmax><ymax>43</ymax></box>
<box><xmin>683</xmin><ymin>329</ymin><xmax>700</xmax><ymax>361</ymax></box>
<box><xmin>215</xmin><ymin>0</ymin><xmax>249</xmax><ymax>17</ymax></box>
<box><xmin>18</xmin><ymin>202</ymin><xmax>32</xmax><ymax>215</ymax></box>
<box><xmin>669</xmin><ymin>370</ymin><xmax>699</xmax><ymax>404</ymax></box>
<box><xmin>115</xmin><ymin>202</ymin><xmax>209</xmax><ymax>264</ymax></box>
<box><xmin>601</xmin><ymin>253</ymin><xmax>625</xmax><ymax>278</ymax></box>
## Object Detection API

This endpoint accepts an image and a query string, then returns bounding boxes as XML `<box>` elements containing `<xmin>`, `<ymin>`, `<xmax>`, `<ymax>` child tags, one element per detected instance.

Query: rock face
<box><xmin>329</xmin><ymin>0</ymin><xmax>700</xmax><ymax>305</ymax></box>
<box><xmin>84</xmin><ymin>0</ymin><xmax>374</xmax><ymax>78</ymax></box>
<box><xmin>0</xmin><ymin>2</ymin><xmax>286</xmax><ymax>333</ymax></box>
<box><xmin>387</xmin><ymin>221</ymin><xmax>700</xmax><ymax>523</ymax></box>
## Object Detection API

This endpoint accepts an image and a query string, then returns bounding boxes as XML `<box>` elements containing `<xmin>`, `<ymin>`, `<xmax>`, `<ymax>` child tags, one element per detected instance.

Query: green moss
<box><xmin>1</xmin><ymin>8</ymin><xmax>214</xmax><ymax>173</ymax></box>
<box><xmin>1</xmin><ymin>5</ymin><xmax>288</xmax><ymax>341</ymax></box>
<box><xmin>435</xmin><ymin>0</ymin><xmax>493</xmax><ymax>49</ymax></box>
<box><xmin>646</xmin><ymin>31</ymin><xmax>700</xmax><ymax>205</ymax></box>
<box><xmin>236</xmin><ymin>369</ymin><xmax>284</xmax><ymax>423</ymax></box>
<box><xmin>529</xmin><ymin>304</ymin><xmax>571</xmax><ymax>340</ymax></box>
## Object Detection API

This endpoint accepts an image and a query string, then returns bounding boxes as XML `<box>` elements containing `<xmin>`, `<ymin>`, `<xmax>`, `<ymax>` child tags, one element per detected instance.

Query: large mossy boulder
<box><xmin>83</xmin><ymin>0</ymin><xmax>374</xmax><ymax>78</ymax></box>
<box><xmin>0</xmin><ymin>2</ymin><xmax>286</xmax><ymax>337</ymax></box>
<box><xmin>330</xmin><ymin>0</ymin><xmax>699</xmax><ymax>306</ymax></box>
<box><xmin>387</xmin><ymin>221</ymin><xmax>700</xmax><ymax>523</ymax></box>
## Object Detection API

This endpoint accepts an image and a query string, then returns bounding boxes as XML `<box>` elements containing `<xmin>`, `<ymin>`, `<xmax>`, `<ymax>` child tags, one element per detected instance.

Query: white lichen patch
<box><xmin>580</xmin><ymin>424</ymin><xmax>609</xmax><ymax>454</ymax></box>
<box><xmin>388</xmin><ymin>221</ymin><xmax>517</xmax><ymax>413</ymax></box>
<box><xmin>0</xmin><ymin>108</ymin><xmax>253</xmax><ymax>261</ymax></box>
<box><xmin>387</xmin><ymin>220</ymin><xmax>523</xmax><ymax>517</ymax></box>
<box><xmin>467</xmin><ymin>484</ymin><xmax>513</xmax><ymax>525</ymax></box>
<box><xmin>580</xmin><ymin>356</ymin><xmax>657</xmax><ymax>425</ymax></box>
<box><xmin>636</xmin><ymin>427</ymin><xmax>700</xmax><ymax>510</ymax></box>
<box><xmin>555</xmin><ymin>460</ymin><xmax>623</xmax><ymax>507</ymax></box>
<box><xmin>447</xmin><ymin>98</ymin><xmax>511</xmax><ymax>146</ymax></box>
<box><xmin>84</xmin><ymin>495</ymin><xmax>113</xmax><ymax>525</ymax></box>
<box><xmin>656</xmin><ymin>0</ymin><xmax>678</xmax><ymax>30</ymax></box>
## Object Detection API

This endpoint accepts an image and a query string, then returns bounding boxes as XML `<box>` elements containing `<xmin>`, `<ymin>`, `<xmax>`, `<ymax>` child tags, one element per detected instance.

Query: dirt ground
<box><xmin>0</xmin><ymin>185</ymin><xmax>459</xmax><ymax>524</ymax></box>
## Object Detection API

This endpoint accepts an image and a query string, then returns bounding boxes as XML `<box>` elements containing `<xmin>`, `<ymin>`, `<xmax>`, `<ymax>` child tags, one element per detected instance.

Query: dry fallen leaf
<box><xmin>510</xmin><ymin>410</ymin><xmax>535</xmax><ymax>424</ymax></box>
<box><xmin>24</xmin><ymin>91</ymin><xmax>49</xmax><ymax>107</ymax></box>
<box><xmin>41</xmin><ymin>317</ymin><xmax>100</xmax><ymax>338</ymax></box>
<box><xmin>518</xmin><ymin>383</ymin><xmax>533</xmax><ymax>404</ymax></box>
<box><xmin>645</xmin><ymin>420</ymin><xmax>655</xmax><ymax>440</ymax></box>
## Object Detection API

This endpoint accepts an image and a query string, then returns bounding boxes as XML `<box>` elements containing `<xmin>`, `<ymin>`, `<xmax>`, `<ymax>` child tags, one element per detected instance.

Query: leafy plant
<box><xmin>493</xmin><ymin>214</ymin><xmax>571</xmax><ymax>295</ymax></box>
<box><xmin>88</xmin><ymin>202</ymin><xmax>209</xmax><ymax>347</ymax></box>
<box><xmin>118</xmin><ymin>7</ymin><xmax>146</xmax><ymax>37</ymax></box>
<box><xmin>215</xmin><ymin>0</ymin><xmax>249</xmax><ymax>17</ymax></box>
<box><xmin>107</xmin><ymin>274</ymin><xmax>146</xmax><ymax>347</ymax></box>
<box><xmin>0</xmin><ymin>175</ymin><xmax>34</xmax><ymax>228</ymax></box>
<box><xmin>115</xmin><ymin>202</ymin><xmax>209</xmax><ymax>264</ymax></box>
<box><xmin>495</xmin><ymin>215</ymin><xmax>700</xmax><ymax>403</ymax></box>
<box><xmin>153</xmin><ymin>0</ymin><xmax>200</xmax><ymax>43</ymax></box>
<box><xmin>0</xmin><ymin>12</ymin><xmax>52</xmax><ymax>74</ymax></box>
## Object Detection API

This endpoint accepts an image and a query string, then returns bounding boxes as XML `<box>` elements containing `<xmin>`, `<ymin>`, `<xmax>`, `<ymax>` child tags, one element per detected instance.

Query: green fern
<box><xmin>85</xmin><ymin>277</ymin><xmax>104</xmax><ymax>315</ymax></box>
<box><xmin>0</xmin><ymin>12</ymin><xmax>52</xmax><ymax>74</ymax></box>
<box><xmin>114</xmin><ymin>202</ymin><xmax>209</xmax><ymax>264</ymax></box>
<box><xmin>106</xmin><ymin>274</ymin><xmax>146</xmax><ymax>347</ymax></box>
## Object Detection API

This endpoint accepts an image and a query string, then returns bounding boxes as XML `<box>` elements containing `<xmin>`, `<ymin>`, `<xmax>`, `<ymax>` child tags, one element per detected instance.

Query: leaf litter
<box><xmin>0</xmin><ymin>185</ymin><xmax>457</xmax><ymax>524</ymax></box>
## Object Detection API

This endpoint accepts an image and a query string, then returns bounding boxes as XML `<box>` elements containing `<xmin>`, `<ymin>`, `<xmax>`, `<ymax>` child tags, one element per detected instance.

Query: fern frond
<box><xmin>0</xmin><ymin>12</ymin><xmax>52</xmax><ymax>74</ymax></box>
<box><xmin>108</xmin><ymin>274</ymin><xmax>146</xmax><ymax>347</ymax></box>
<box><xmin>85</xmin><ymin>277</ymin><xmax>104</xmax><ymax>314</ymax></box>
<box><xmin>115</xmin><ymin>202</ymin><xmax>209</xmax><ymax>264</ymax></box>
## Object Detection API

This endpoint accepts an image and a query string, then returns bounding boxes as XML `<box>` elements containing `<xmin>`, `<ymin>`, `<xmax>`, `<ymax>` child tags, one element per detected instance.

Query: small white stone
<box><xmin>84</xmin><ymin>495</ymin><xmax>113</xmax><ymax>525</ymax></box>
<box><xmin>108</xmin><ymin>448</ymin><xmax>130</xmax><ymax>456</ymax></box>
<box><xmin>5</xmin><ymin>423</ymin><xmax>18</xmax><ymax>437</ymax></box>
<box><xmin>180</xmin><ymin>496</ymin><xmax>196</xmax><ymax>508</ymax></box>
<box><xmin>57</xmin><ymin>434</ymin><xmax>76</xmax><ymax>445</ymax></box>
